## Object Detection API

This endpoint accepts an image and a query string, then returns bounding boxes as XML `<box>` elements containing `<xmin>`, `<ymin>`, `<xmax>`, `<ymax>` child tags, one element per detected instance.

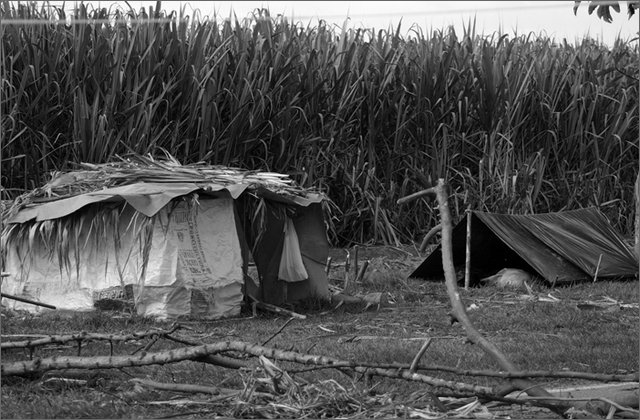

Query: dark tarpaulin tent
<box><xmin>410</xmin><ymin>208</ymin><xmax>638</xmax><ymax>284</ymax></box>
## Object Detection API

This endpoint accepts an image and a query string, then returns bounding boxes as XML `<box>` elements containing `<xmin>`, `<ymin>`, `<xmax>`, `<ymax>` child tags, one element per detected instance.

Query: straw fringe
<box><xmin>2</xmin><ymin>152</ymin><xmax>322</xmax><ymax>223</ymax></box>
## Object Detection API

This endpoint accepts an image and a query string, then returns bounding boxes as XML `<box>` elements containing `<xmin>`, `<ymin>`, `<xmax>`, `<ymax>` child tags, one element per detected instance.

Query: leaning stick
<box><xmin>409</xmin><ymin>338</ymin><xmax>432</xmax><ymax>373</ymax></box>
<box><xmin>430</xmin><ymin>179</ymin><xmax>570</xmax><ymax>416</ymax></box>
<box><xmin>131</xmin><ymin>379</ymin><xmax>272</xmax><ymax>401</ymax></box>
<box><xmin>1</xmin><ymin>293</ymin><xmax>56</xmax><ymax>310</ymax></box>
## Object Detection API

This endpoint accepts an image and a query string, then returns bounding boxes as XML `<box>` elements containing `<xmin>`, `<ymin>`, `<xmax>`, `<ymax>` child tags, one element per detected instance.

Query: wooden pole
<box><xmin>636</xmin><ymin>8</ymin><xmax>640</xmax><ymax>271</ymax></box>
<box><xmin>354</xmin><ymin>260</ymin><xmax>370</xmax><ymax>283</ymax></box>
<box><xmin>464</xmin><ymin>208</ymin><xmax>472</xmax><ymax>290</ymax></box>
<box><xmin>353</xmin><ymin>245</ymin><xmax>359</xmax><ymax>278</ymax></box>
<box><xmin>343</xmin><ymin>250</ymin><xmax>351</xmax><ymax>293</ymax></box>
<box><xmin>593</xmin><ymin>254</ymin><xmax>603</xmax><ymax>283</ymax></box>
<box><xmin>1</xmin><ymin>293</ymin><xmax>56</xmax><ymax>310</ymax></box>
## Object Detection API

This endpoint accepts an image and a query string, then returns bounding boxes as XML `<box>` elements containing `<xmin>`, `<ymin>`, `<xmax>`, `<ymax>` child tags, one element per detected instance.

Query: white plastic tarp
<box><xmin>7</xmin><ymin>182</ymin><xmax>249</xmax><ymax>223</ymax></box>
<box><xmin>8</xmin><ymin>182</ymin><xmax>324</xmax><ymax>224</ymax></box>
<box><xmin>2</xmin><ymin>198</ymin><xmax>244</xmax><ymax>319</ymax></box>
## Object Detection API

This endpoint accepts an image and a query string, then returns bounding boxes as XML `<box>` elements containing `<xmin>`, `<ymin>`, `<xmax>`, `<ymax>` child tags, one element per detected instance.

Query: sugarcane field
<box><xmin>1</xmin><ymin>1</ymin><xmax>639</xmax><ymax>419</ymax></box>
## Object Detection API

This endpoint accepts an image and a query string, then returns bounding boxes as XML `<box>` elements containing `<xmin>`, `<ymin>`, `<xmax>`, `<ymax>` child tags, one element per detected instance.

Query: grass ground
<box><xmin>1</xmin><ymin>246</ymin><xmax>638</xmax><ymax>419</ymax></box>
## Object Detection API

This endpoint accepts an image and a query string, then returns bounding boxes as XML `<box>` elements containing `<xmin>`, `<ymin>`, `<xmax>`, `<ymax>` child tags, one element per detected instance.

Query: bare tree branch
<box><xmin>430</xmin><ymin>178</ymin><xmax>592</xmax><ymax>418</ymax></box>
<box><xmin>1</xmin><ymin>340</ymin><xmax>494</xmax><ymax>395</ymax></box>
<box><xmin>1</xmin><ymin>326</ymin><xmax>181</xmax><ymax>350</ymax></box>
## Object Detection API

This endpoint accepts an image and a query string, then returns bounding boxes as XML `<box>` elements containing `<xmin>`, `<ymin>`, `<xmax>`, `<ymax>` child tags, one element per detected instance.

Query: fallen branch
<box><xmin>161</xmin><ymin>336</ymin><xmax>248</xmax><ymax>370</ymax></box>
<box><xmin>1</xmin><ymin>334</ymin><xmax>49</xmax><ymax>339</ymax></box>
<box><xmin>331</xmin><ymin>292</ymin><xmax>388</xmax><ymax>311</ymax></box>
<box><xmin>439</xmin><ymin>392</ymin><xmax>638</xmax><ymax>418</ymax></box>
<box><xmin>1</xmin><ymin>326</ymin><xmax>181</xmax><ymax>350</ymax></box>
<box><xmin>513</xmin><ymin>395</ymin><xmax>639</xmax><ymax>417</ymax></box>
<box><xmin>41</xmin><ymin>377</ymin><xmax>88</xmax><ymax>387</ymax></box>
<box><xmin>0</xmin><ymin>340</ymin><xmax>494</xmax><ymax>395</ymax></box>
<box><xmin>339</xmin><ymin>335</ymin><xmax>436</xmax><ymax>342</ymax></box>
<box><xmin>286</xmin><ymin>360</ymin><xmax>638</xmax><ymax>382</ymax></box>
<box><xmin>419</xmin><ymin>367</ymin><xmax>638</xmax><ymax>383</ymax></box>
<box><xmin>250</xmin><ymin>299</ymin><xmax>306</xmax><ymax>320</ymax></box>
<box><xmin>331</xmin><ymin>293</ymin><xmax>365</xmax><ymax>306</ymax></box>
<box><xmin>131</xmin><ymin>378</ymin><xmax>236</xmax><ymax>396</ymax></box>
<box><xmin>5</xmin><ymin>336</ymin><xmax>633</xmax><ymax>416</ymax></box>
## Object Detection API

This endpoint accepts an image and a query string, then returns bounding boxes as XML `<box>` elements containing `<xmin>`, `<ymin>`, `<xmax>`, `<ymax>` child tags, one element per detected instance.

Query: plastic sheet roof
<box><xmin>7</xmin><ymin>182</ymin><xmax>324</xmax><ymax>224</ymax></box>
<box><xmin>4</xmin><ymin>155</ymin><xmax>325</xmax><ymax>224</ymax></box>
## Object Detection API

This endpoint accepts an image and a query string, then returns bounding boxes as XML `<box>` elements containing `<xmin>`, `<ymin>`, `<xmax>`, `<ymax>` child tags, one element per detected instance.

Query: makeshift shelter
<box><xmin>410</xmin><ymin>208</ymin><xmax>638</xmax><ymax>284</ymax></box>
<box><xmin>1</xmin><ymin>155</ymin><xmax>331</xmax><ymax>319</ymax></box>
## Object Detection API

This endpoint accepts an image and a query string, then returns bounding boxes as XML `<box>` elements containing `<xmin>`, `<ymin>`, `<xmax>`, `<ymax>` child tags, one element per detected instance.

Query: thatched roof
<box><xmin>3</xmin><ymin>153</ymin><xmax>324</xmax><ymax>223</ymax></box>
<box><xmin>1</xmin><ymin>154</ymin><xmax>330</xmax><ymax>285</ymax></box>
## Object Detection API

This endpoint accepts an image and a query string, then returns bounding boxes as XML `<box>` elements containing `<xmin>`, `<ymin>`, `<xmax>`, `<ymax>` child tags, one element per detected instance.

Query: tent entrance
<box><xmin>410</xmin><ymin>209</ymin><xmax>637</xmax><ymax>284</ymax></box>
<box><xmin>411</xmin><ymin>213</ymin><xmax>541</xmax><ymax>284</ymax></box>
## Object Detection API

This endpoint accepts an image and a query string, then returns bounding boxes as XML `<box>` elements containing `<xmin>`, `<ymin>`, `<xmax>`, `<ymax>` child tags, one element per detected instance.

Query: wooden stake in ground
<box><xmin>354</xmin><ymin>260</ymin><xmax>369</xmax><ymax>283</ymax></box>
<box><xmin>593</xmin><ymin>254</ymin><xmax>603</xmax><ymax>283</ymax></box>
<box><xmin>464</xmin><ymin>208</ymin><xmax>472</xmax><ymax>290</ymax></box>
<box><xmin>343</xmin><ymin>250</ymin><xmax>351</xmax><ymax>293</ymax></box>
<box><xmin>353</xmin><ymin>245</ymin><xmax>359</xmax><ymax>278</ymax></box>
